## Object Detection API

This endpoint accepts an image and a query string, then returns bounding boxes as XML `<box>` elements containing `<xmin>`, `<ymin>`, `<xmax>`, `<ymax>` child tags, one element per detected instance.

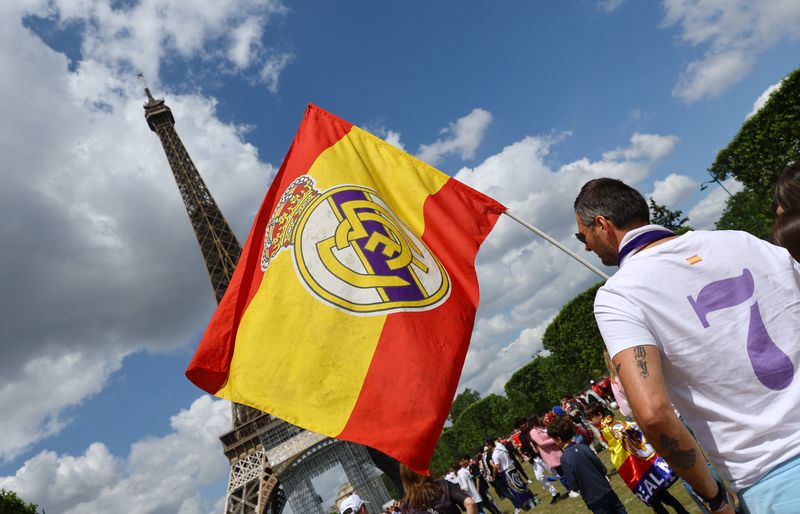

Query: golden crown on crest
<box><xmin>261</xmin><ymin>175</ymin><xmax>321</xmax><ymax>272</ymax></box>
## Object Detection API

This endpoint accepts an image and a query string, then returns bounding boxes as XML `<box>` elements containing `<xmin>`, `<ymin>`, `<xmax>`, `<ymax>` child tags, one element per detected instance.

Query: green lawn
<box><xmin>488</xmin><ymin>451</ymin><xmax>702</xmax><ymax>514</ymax></box>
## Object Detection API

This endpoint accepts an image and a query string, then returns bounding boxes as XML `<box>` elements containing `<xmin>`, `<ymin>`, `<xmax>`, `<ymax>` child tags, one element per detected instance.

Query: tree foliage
<box><xmin>431</xmin><ymin>394</ymin><xmax>516</xmax><ymax>475</ymax></box>
<box><xmin>540</xmin><ymin>282</ymin><xmax>607</xmax><ymax>395</ymax></box>
<box><xmin>503</xmin><ymin>357</ymin><xmax>551</xmax><ymax>418</ymax></box>
<box><xmin>710</xmin><ymin>66</ymin><xmax>800</xmax><ymax>236</ymax></box>
<box><xmin>0</xmin><ymin>489</ymin><xmax>39</xmax><ymax>514</ymax></box>
<box><xmin>448</xmin><ymin>387</ymin><xmax>481</xmax><ymax>424</ymax></box>
<box><xmin>451</xmin><ymin>394</ymin><xmax>513</xmax><ymax>453</ymax></box>
<box><xmin>430</xmin><ymin>428</ymin><xmax>459</xmax><ymax>476</ymax></box>
<box><xmin>649</xmin><ymin>198</ymin><xmax>691</xmax><ymax>234</ymax></box>
<box><xmin>715</xmin><ymin>189</ymin><xmax>775</xmax><ymax>239</ymax></box>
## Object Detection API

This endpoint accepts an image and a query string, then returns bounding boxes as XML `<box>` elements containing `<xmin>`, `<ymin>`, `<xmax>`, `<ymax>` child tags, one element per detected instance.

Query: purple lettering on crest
<box><xmin>331</xmin><ymin>189</ymin><xmax>426</xmax><ymax>303</ymax></box>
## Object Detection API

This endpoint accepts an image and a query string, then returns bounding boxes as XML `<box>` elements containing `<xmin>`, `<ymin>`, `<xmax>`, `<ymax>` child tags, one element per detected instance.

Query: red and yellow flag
<box><xmin>186</xmin><ymin>104</ymin><xmax>505</xmax><ymax>473</ymax></box>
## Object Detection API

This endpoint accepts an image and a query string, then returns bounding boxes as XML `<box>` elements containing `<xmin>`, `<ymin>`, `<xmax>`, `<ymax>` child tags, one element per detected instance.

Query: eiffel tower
<box><xmin>141</xmin><ymin>79</ymin><xmax>397</xmax><ymax>514</ymax></box>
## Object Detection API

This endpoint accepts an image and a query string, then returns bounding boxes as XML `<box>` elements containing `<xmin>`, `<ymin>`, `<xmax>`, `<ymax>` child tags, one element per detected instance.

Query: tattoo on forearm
<box><xmin>659</xmin><ymin>435</ymin><xmax>697</xmax><ymax>470</ymax></box>
<box><xmin>634</xmin><ymin>346</ymin><xmax>649</xmax><ymax>378</ymax></box>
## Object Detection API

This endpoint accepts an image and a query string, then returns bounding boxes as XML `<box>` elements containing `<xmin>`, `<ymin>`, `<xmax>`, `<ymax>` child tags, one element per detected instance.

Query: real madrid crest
<box><xmin>262</xmin><ymin>176</ymin><xmax>451</xmax><ymax>314</ymax></box>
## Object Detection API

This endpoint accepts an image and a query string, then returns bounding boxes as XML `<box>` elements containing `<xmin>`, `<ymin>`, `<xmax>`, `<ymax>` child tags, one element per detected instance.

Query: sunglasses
<box><xmin>575</xmin><ymin>221</ymin><xmax>595</xmax><ymax>245</ymax></box>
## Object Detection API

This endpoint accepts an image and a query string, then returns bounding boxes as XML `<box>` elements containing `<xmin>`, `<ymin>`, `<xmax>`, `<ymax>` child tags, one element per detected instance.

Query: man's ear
<box><xmin>595</xmin><ymin>215</ymin><xmax>613</xmax><ymax>233</ymax></box>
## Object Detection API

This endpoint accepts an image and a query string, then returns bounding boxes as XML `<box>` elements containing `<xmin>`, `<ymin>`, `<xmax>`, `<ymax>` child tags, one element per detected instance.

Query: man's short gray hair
<box><xmin>574</xmin><ymin>178</ymin><xmax>650</xmax><ymax>228</ymax></box>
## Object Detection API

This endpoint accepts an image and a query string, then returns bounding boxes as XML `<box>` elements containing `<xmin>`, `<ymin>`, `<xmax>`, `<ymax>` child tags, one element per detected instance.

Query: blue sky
<box><xmin>1</xmin><ymin>1</ymin><xmax>799</xmax><ymax>512</ymax></box>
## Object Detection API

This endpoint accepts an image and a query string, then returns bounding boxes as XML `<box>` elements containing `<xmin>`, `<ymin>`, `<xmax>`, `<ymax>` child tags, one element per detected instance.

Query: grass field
<box><xmin>488</xmin><ymin>450</ymin><xmax>702</xmax><ymax>514</ymax></box>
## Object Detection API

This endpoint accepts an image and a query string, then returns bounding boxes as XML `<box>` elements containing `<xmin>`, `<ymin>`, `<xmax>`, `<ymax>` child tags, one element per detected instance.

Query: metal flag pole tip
<box><xmin>502</xmin><ymin>210</ymin><xmax>610</xmax><ymax>281</ymax></box>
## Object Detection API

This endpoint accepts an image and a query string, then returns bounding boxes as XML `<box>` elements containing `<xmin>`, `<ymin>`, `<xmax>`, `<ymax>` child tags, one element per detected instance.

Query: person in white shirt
<box><xmin>486</xmin><ymin>438</ymin><xmax>537</xmax><ymax>514</ymax></box>
<box><xmin>457</xmin><ymin>456</ymin><xmax>485</xmax><ymax>514</ymax></box>
<box><xmin>444</xmin><ymin>467</ymin><xmax>459</xmax><ymax>485</ymax></box>
<box><xmin>573</xmin><ymin>177</ymin><xmax>800</xmax><ymax>514</ymax></box>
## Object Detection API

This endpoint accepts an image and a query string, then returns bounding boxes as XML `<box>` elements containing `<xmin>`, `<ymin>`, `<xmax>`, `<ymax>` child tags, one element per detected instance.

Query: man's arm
<box><xmin>488</xmin><ymin>459</ymin><xmax>500</xmax><ymax>480</ymax></box>
<box><xmin>613</xmin><ymin>345</ymin><xmax>732</xmax><ymax>513</ymax></box>
<box><xmin>463</xmin><ymin>496</ymin><xmax>477</xmax><ymax>514</ymax></box>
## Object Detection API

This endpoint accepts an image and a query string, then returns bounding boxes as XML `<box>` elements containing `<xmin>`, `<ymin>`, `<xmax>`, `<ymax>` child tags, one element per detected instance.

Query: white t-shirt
<box><xmin>457</xmin><ymin>466</ymin><xmax>482</xmax><ymax>503</ymax></box>
<box><xmin>595</xmin><ymin>227</ymin><xmax>800</xmax><ymax>491</ymax></box>
<box><xmin>491</xmin><ymin>443</ymin><xmax>512</xmax><ymax>472</ymax></box>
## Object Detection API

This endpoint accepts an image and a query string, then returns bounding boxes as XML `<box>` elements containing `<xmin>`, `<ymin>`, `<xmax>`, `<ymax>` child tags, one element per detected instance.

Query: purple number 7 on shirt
<box><xmin>687</xmin><ymin>269</ymin><xmax>794</xmax><ymax>391</ymax></box>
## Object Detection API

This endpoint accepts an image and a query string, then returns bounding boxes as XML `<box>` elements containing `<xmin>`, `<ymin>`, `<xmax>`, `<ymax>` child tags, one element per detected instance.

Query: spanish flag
<box><xmin>186</xmin><ymin>104</ymin><xmax>505</xmax><ymax>473</ymax></box>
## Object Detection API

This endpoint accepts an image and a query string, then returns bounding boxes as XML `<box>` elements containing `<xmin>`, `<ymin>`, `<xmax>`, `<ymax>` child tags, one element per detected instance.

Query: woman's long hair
<box><xmin>400</xmin><ymin>464</ymin><xmax>442</xmax><ymax>510</ymax></box>
<box><xmin>775</xmin><ymin>163</ymin><xmax>800</xmax><ymax>213</ymax></box>
<box><xmin>772</xmin><ymin>209</ymin><xmax>800</xmax><ymax>261</ymax></box>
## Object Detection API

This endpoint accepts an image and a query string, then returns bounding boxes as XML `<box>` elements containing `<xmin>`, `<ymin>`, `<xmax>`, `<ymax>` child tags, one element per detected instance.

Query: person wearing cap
<box><xmin>339</xmin><ymin>493</ymin><xmax>369</xmax><ymax>514</ymax></box>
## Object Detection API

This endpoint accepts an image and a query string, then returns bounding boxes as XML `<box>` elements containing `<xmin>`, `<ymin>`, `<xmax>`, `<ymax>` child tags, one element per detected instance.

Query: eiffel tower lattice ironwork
<box><xmin>141</xmin><ymin>80</ymin><xmax>397</xmax><ymax>514</ymax></box>
<box><xmin>141</xmin><ymin>79</ymin><xmax>286</xmax><ymax>514</ymax></box>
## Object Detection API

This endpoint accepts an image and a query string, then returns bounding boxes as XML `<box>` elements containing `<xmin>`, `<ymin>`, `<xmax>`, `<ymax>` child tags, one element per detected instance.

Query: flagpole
<box><xmin>502</xmin><ymin>210</ymin><xmax>610</xmax><ymax>281</ymax></box>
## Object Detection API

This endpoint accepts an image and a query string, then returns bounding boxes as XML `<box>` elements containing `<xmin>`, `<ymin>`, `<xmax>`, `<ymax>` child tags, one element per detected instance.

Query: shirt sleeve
<box><xmin>594</xmin><ymin>286</ymin><xmax>658</xmax><ymax>358</ymax></box>
<box><xmin>456</xmin><ymin>470</ymin><xmax>469</xmax><ymax>492</ymax></box>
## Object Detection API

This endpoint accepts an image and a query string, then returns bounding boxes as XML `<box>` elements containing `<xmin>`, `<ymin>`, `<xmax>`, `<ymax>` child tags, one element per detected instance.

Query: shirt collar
<box><xmin>617</xmin><ymin>224</ymin><xmax>675</xmax><ymax>266</ymax></box>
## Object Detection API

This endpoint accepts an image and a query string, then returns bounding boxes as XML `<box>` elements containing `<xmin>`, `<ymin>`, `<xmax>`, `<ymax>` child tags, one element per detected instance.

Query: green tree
<box><xmin>429</xmin><ymin>427</ymin><xmax>459</xmax><ymax>476</ymax></box>
<box><xmin>0</xmin><ymin>489</ymin><xmax>39</xmax><ymax>514</ymax></box>
<box><xmin>503</xmin><ymin>357</ymin><xmax>552</xmax><ymax>418</ymax></box>
<box><xmin>710</xmin><ymin>66</ymin><xmax>800</xmax><ymax>236</ymax></box>
<box><xmin>715</xmin><ymin>189</ymin><xmax>775</xmax><ymax>239</ymax></box>
<box><xmin>448</xmin><ymin>387</ymin><xmax>481</xmax><ymax>424</ymax></box>
<box><xmin>649</xmin><ymin>198</ymin><xmax>691</xmax><ymax>234</ymax></box>
<box><xmin>450</xmin><ymin>394</ymin><xmax>514</xmax><ymax>457</ymax></box>
<box><xmin>540</xmin><ymin>282</ymin><xmax>607</xmax><ymax>397</ymax></box>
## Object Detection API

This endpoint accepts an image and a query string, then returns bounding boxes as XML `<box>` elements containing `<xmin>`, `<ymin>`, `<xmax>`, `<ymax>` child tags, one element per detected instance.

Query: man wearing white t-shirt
<box><xmin>573</xmin><ymin>178</ymin><xmax>800</xmax><ymax>514</ymax></box>
<box><xmin>457</xmin><ymin>455</ymin><xmax>486</xmax><ymax>514</ymax></box>
<box><xmin>487</xmin><ymin>439</ymin><xmax>536</xmax><ymax>513</ymax></box>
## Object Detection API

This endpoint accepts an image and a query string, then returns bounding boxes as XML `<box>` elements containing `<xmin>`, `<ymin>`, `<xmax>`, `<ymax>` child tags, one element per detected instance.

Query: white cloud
<box><xmin>14</xmin><ymin>0</ymin><xmax>288</xmax><ymax>90</ymax></box>
<box><xmin>686</xmin><ymin>178</ymin><xmax>744</xmax><ymax>229</ymax></box>
<box><xmin>229</xmin><ymin>17</ymin><xmax>265</xmax><ymax>69</ymax></box>
<box><xmin>362</xmin><ymin>123</ymin><xmax>406</xmax><ymax>151</ymax></box>
<box><xmin>416</xmin><ymin>108</ymin><xmax>492</xmax><ymax>165</ymax></box>
<box><xmin>454</xmin><ymin>131</ymin><xmax>679</xmax><ymax>393</ymax></box>
<box><xmin>0</xmin><ymin>444</ymin><xmax>122</xmax><ymax>510</ymax></box>
<box><xmin>663</xmin><ymin>0</ymin><xmax>800</xmax><ymax>102</ymax></box>
<box><xmin>383</xmin><ymin>130</ymin><xmax>405</xmax><ymax>150</ymax></box>
<box><xmin>598</xmin><ymin>0</ymin><xmax>625</xmax><ymax>13</ymax></box>
<box><xmin>648</xmin><ymin>173</ymin><xmax>697</xmax><ymax>206</ymax></box>
<box><xmin>601</xmin><ymin>133</ymin><xmax>679</xmax><ymax>162</ymax></box>
<box><xmin>747</xmin><ymin>80</ymin><xmax>783</xmax><ymax>118</ymax></box>
<box><xmin>672</xmin><ymin>49</ymin><xmax>753</xmax><ymax>102</ymax></box>
<box><xmin>0</xmin><ymin>396</ymin><xmax>232</xmax><ymax>514</ymax></box>
<box><xmin>0</xmin><ymin>351</ymin><xmax>125</xmax><ymax>462</ymax></box>
<box><xmin>259</xmin><ymin>52</ymin><xmax>295</xmax><ymax>93</ymax></box>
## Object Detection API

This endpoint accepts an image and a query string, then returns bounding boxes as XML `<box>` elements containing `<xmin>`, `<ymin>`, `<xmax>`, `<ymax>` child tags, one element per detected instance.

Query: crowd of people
<box><xmin>338</xmin><ymin>387</ymin><xmax>697</xmax><ymax>514</ymax></box>
<box><xmin>340</xmin><ymin>168</ymin><xmax>799</xmax><ymax>514</ymax></box>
